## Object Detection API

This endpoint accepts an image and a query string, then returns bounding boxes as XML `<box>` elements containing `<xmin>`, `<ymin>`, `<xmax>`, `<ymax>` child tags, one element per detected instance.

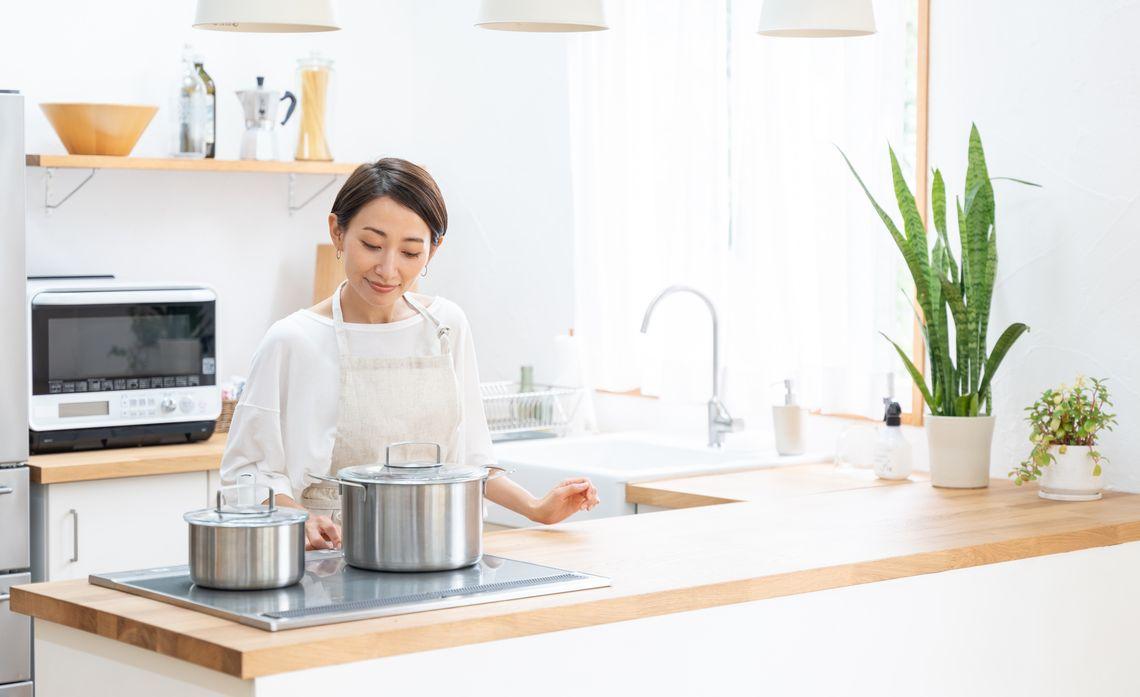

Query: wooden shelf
<box><xmin>26</xmin><ymin>154</ymin><xmax>360</xmax><ymax>175</ymax></box>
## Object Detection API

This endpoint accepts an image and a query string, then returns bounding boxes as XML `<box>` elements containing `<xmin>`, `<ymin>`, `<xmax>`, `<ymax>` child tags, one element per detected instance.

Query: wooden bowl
<box><xmin>40</xmin><ymin>103</ymin><xmax>158</xmax><ymax>156</ymax></box>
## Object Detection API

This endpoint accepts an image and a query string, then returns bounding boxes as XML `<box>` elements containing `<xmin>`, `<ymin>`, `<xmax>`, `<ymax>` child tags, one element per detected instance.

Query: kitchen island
<box><xmin>14</xmin><ymin>467</ymin><xmax>1140</xmax><ymax>696</ymax></box>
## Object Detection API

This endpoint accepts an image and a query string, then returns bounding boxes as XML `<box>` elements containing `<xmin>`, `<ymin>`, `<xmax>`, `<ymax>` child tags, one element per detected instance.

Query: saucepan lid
<box><xmin>184</xmin><ymin>479</ymin><xmax>308</xmax><ymax>528</ymax></box>
<box><xmin>337</xmin><ymin>441</ymin><xmax>506</xmax><ymax>485</ymax></box>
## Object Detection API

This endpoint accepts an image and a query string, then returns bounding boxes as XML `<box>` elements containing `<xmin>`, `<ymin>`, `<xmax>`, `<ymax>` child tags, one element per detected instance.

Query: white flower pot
<box><xmin>1038</xmin><ymin>445</ymin><xmax>1103</xmax><ymax>501</ymax></box>
<box><xmin>925</xmin><ymin>415</ymin><xmax>995</xmax><ymax>488</ymax></box>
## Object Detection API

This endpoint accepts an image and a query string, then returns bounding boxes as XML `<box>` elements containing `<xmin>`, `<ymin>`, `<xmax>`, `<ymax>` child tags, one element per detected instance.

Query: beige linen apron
<box><xmin>300</xmin><ymin>281</ymin><xmax>462</xmax><ymax>521</ymax></box>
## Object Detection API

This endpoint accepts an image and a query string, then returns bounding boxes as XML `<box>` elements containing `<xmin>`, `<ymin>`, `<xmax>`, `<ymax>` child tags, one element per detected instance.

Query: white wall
<box><xmin>929</xmin><ymin>0</ymin><xmax>1140</xmax><ymax>488</ymax></box>
<box><xmin>3</xmin><ymin>0</ymin><xmax>574</xmax><ymax>385</ymax></box>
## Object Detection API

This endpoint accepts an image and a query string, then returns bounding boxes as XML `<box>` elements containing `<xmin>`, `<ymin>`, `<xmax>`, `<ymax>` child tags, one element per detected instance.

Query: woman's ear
<box><xmin>328</xmin><ymin>214</ymin><xmax>342</xmax><ymax>250</ymax></box>
<box><xmin>427</xmin><ymin>236</ymin><xmax>444</xmax><ymax>261</ymax></box>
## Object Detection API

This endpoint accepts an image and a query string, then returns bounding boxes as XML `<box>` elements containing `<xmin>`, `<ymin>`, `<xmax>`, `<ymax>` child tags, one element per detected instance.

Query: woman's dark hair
<box><xmin>331</xmin><ymin>158</ymin><xmax>448</xmax><ymax>245</ymax></box>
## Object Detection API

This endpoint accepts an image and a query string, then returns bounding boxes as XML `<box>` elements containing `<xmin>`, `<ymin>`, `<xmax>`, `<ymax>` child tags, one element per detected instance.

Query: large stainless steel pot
<box><xmin>309</xmin><ymin>441</ymin><xmax>507</xmax><ymax>572</ymax></box>
<box><xmin>184</xmin><ymin>485</ymin><xmax>308</xmax><ymax>590</ymax></box>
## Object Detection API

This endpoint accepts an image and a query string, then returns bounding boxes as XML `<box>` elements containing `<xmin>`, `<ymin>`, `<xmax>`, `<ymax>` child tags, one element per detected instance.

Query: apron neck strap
<box><xmin>332</xmin><ymin>281</ymin><xmax>452</xmax><ymax>355</ymax></box>
<box><xmin>331</xmin><ymin>280</ymin><xmax>351</xmax><ymax>356</ymax></box>
<box><xmin>403</xmin><ymin>293</ymin><xmax>453</xmax><ymax>354</ymax></box>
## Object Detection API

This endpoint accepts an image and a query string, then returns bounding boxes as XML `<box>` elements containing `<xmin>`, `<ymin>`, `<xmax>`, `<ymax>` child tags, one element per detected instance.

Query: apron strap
<box><xmin>330</xmin><ymin>280</ymin><xmax>351</xmax><ymax>357</ymax></box>
<box><xmin>403</xmin><ymin>293</ymin><xmax>453</xmax><ymax>355</ymax></box>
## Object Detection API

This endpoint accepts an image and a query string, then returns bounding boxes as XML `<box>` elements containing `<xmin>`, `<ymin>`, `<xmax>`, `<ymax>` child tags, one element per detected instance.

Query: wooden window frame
<box><xmin>902</xmin><ymin>0</ymin><xmax>932</xmax><ymax>427</ymax></box>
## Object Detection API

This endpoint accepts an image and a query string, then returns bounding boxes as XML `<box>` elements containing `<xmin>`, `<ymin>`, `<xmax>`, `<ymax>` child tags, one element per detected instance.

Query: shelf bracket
<box><xmin>44</xmin><ymin>167</ymin><xmax>97</xmax><ymax>213</ymax></box>
<box><xmin>288</xmin><ymin>173</ymin><xmax>339</xmax><ymax>216</ymax></box>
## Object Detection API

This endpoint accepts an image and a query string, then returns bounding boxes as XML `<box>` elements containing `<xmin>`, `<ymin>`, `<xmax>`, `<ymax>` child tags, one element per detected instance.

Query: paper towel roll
<box><xmin>552</xmin><ymin>333</ymin><xmax>598</xmax><ymax>434</ymax></box>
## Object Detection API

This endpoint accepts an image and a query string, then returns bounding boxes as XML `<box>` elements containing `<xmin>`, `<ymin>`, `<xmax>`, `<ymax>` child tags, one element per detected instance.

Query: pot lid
<box><xmin>337</xmin><ymin>461</ymin><xmax>489</xmax><ymax>485</ymax></box>
<box><xmin>184</xmin><ymin>484</ymin><xmax>308</xmax><ymax>528</ymax></box>
<box><xmin>338</xmin><ymin>441</ymin><xmax>488</xmax><ymax>485</ymax></box>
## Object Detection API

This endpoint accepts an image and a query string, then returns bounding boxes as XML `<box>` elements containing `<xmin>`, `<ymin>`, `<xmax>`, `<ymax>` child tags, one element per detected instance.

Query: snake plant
<box><xmin>840</xmin><ymin>125</ymin><xmax>1033</xmax><ymax>417</ymax></box>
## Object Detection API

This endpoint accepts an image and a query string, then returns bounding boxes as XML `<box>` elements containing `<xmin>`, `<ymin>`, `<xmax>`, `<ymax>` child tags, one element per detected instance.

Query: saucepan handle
<box><xmin>306</xmin><ymin>472</ymin><xmax>365</xmax><ymax>490</ymax></box>
<box><xmin>484</xmin><ymin>465</ymin><xmax>510</xmax><ymax>482</ymax></box>
<box><xmin>385</xmin><ymin>441</ymin><xmax>443</xmax><ymax>467</ymax></box>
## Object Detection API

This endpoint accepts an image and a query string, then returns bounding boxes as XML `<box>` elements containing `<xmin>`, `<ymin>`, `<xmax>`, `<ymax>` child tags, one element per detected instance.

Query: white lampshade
<box><xmin>476</xmin><ymin>0</ymin><xmax>608</xmax><ymax>32</ymax></box>
<box><xmin>757</xmin><ymin>0</ymin><xmax>876</xmax><ymax>37</ymax></box>
<box><xmin>194</xmin><ymin>0</ymin><xmax>339</xmax><ymax>33</ymax></box>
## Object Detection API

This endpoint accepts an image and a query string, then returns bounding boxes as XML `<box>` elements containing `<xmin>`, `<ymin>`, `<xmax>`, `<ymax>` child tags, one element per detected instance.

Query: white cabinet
<box><xmin>31</xmin><ymin>472</ymin><xmax>208</xmax><ymax>581</ymax></box>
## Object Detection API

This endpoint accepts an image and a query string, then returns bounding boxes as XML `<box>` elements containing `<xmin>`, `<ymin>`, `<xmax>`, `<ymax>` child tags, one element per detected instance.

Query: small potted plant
<box><xmin>1010</xmin><ymin>376</ymin><xmax>1116</xmax><ymax>500</ymax></box>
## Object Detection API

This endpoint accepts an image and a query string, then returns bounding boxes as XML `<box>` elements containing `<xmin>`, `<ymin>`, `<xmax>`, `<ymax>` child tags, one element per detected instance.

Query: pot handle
<box><xmin>306</xmin><ymin>472</ymin><xmax>366</xmax><ymax>490</ymax></box>
<box><xmin>385</xmin><ymin>441</ymin><xmax>443</xmax><ymax>467</ymax></box>
<box><xmin>216</xmin><ymin>484</ymin><xmax>277</xmax><ymax>514</ymax></box>
<box><xmin>484</xmin><ymin>465</ymin><xmax>510</xmax><ymax>482</ymax></box>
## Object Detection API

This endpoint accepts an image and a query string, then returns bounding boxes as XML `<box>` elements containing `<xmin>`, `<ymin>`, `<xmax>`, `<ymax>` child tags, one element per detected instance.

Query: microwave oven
<box><xmin>27</xmin><ymin>278</ymin><xmax>221</xmax><ymax>453</ymax></box>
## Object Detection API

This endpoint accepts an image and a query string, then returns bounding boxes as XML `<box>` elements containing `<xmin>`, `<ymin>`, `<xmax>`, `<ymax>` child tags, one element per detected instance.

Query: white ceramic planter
<box><xmin>1038</xmin><ymin>445</ymin><xmax>1103</xmax><ymax>501</ymax></box>
<box><xmin>925</xmin><ymin>415</ymin><xmax>995</xmax><ymax>488</ymax></box>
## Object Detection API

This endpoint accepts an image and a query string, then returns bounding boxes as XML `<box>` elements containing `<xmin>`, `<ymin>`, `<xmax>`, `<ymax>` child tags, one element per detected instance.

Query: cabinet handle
<box><xmin>69</xmin><ymin>508</ymin><xmax>79</xmax><ymax>563</ymax></box>
<box><xmin>0</xmin><ymin>485</ymin><xmax>13</xmax><ymax>495</ymax></box>
<box><xmin>0</xmin><ymin>592</ymin><xmax>9</xmax><ymax>602</ymax></box>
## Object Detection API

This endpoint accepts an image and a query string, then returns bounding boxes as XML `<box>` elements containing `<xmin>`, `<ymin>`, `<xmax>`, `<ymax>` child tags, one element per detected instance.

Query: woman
<box><xmin>221</xmin><ymin>158</ymin><xmax>599</xmax><ymax>550</ymax></box>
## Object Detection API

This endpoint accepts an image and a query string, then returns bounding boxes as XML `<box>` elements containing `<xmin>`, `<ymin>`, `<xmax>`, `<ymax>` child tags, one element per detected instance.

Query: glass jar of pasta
<box><xmin>295</xmin><ymin>51</ymin><xmax>334</xmax><ymax>161</ymax></box>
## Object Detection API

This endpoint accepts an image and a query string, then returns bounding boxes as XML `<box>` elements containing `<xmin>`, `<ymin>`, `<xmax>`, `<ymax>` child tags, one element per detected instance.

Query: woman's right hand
<box><xmin>305</xmin><ymin>515</ymin><xmax>342</xmax><ymax>550</ymax></box>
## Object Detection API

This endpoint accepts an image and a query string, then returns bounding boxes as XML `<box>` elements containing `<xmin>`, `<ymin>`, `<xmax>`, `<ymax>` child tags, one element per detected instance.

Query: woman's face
<box><xmin>329</xmin><ymin>196</ymin><xmax>439</xmax><ymax>309</ymax></box>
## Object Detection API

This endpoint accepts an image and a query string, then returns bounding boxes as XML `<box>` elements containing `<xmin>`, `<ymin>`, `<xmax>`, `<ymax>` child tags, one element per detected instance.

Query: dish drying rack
<box><xmin>480</xmin><ymin>382</ymin><xmax>583</xmax><ymax>441</ymax></box>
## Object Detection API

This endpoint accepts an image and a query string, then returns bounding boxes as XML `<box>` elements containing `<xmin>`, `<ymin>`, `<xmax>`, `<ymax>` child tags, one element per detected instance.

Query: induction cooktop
<box><xmin>89</xmin><ymin>550</ymin><xmax>610</xmax><ymax>631</ymax></box>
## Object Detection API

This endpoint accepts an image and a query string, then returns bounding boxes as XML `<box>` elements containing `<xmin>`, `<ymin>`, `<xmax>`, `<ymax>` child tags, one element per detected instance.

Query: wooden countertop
<box><xmin>626</xmin><ymin>463</ymin><xmax>924</xmax><ymax>508</ymax></box>
<box><xmin>28</xmin><ymin>435</ymin><xmax>226</xmax><ymax>484</ymax></box>
<box><xmin>14</xmin><ymin>476</ymin><xmax>1140</xmax><ymax>679</ymax></box>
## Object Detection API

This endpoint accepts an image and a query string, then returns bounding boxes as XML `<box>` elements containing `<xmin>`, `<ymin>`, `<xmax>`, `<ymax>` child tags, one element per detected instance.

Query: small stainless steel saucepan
<box><xmin>184</xmin><ymin>483</ymin><xmax>308</xmax><ymax>590</ymax></box>
<box><xmin>308</xmin><ymin>441</ymin><xmax>508</xmax><ymax>572</ymax></box>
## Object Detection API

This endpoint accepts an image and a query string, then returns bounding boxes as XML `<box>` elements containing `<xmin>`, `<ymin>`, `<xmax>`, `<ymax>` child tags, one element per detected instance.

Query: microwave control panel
<box><xmin>29</xmin><ymin>385</ymin><xmax>222</xmax><ymax>432</ymax></box>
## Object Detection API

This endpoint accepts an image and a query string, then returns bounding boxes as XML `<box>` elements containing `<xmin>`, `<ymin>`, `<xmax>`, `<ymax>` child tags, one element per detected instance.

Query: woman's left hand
<box><xmin>529</xmin><ymin>477</ymin><xmax>600</xmax><ymax>525</ymax></box>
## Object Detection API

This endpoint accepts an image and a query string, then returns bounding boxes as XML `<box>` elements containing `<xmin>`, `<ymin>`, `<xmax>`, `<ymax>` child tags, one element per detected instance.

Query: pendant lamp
<box><xmin>757</xmin><ymin>0</ymin><xmax>876</xmax><ymax>37</ymax></box>
<box><xmin>476</xmin><ymin>0</ymin><xmax>608</xmax><ymax>32</ymax></box>
<box><xmin>194</xmin><ymin>0</ymin><xmax>340</xmax><ymax>33</ymax></box>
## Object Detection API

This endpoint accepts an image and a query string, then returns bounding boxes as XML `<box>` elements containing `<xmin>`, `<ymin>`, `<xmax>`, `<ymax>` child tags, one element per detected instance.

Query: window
<box><xmin>569</xmin><ymin>0</ymin><xmax>923</xmax><ymax>425</ymax></box>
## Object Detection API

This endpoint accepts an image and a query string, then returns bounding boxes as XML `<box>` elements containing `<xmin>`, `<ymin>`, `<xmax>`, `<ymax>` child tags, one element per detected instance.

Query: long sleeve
<box><xmin>452</xmin><ymin>311</ymin><xmax>496</xmax><ymax>468</ymax></box>
<box><xmin>219</xmin><ymin>324</ymin><xmax>296</xmax><ymax>500</ymax></box>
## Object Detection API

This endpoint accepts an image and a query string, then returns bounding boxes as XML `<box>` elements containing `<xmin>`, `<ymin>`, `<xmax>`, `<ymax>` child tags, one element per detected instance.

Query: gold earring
<box><xmin>336</xmin><ymin>248</ymin><xmax>342</xmax><ymax>260</ymax></box>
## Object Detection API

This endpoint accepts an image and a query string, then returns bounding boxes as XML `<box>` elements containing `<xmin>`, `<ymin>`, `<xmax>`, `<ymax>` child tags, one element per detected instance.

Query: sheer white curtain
<box><xmin>569</xmin><ymin>0</ymin><xmax>915</xmax><ymax>423</ymax></box>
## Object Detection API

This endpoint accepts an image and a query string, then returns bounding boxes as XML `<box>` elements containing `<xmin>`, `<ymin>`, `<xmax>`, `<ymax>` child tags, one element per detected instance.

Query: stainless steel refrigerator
<box><xmin>0</xmin><ymin>89</ymin><xmax>34</xmax><ymax>697</ymax></box>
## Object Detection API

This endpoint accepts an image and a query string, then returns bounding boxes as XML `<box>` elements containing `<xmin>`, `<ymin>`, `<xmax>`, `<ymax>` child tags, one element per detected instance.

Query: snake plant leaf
<box><xmin>965</xmin><ymin>124</ymin><xmax>992</xmax><ymax>211</ymax></box>
<box><xmin>882</xmin><ymin>332</ymin><xmax>937</xmax><ymax>410</ymax></box>
<box><xmin>931</xmin><ymin>169</ymin><xmax>959</xmax><ymax>282</ymax></box>
<box><xmin>975</xmin><ymin>225</ymin><xmax>999</xmax><ymax>387</ymax></box>
<box><xmin>890</xmin><ymin>147</ymin><xmax>933</xmax><ymax>316</ymax></box>
<box><xmin>991</xmin><ymin>176</ymin><xmax>1042</xmax><ymax>187</ymax></box>
<box><xmin>977</xmin><ymin>322</ymin><xmax>1030</xmax><ymax>400</ymax></box>
<box><xmin>940</xmin><ymin>277</ymin><xmax>969</xmax><ymax>335</ymax></box>
<box><xmin>955</xmin><ymin>196</ymin><xmax>967</xmax><ymax>288</ymax></box>
<box><xmin>838</xmin><ymin>147</ymin><xmax>925</xmax><ymax>302</ymax></box>
<box><xmin>963</xmin><ymin>179</ymin><xmax>993</xmax><ymax>391</ymax></box>
<box><xmin>955</xmin><ymin>395</ymin><xmax>972</xmax><ymax>417</ymax></box>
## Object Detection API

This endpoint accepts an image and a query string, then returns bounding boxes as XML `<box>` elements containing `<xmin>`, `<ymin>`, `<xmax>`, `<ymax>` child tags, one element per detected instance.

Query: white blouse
<box><xmin>219</xmin><ymin>296</ymin><xmax>496</xmax><ymax>500</ymax></box>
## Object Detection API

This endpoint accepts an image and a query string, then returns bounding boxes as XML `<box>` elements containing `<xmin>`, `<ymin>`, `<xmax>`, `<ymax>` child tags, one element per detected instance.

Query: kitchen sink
<box><xmin>487</xmin><ymin>432</ymin><xmax>827</xmax><ymax>526</ymax></box>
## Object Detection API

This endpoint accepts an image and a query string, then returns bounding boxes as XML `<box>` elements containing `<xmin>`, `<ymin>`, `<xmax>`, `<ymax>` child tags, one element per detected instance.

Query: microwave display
<box><xmin>32</xmin><ymin>302</ymin><xmax>216</xmax><ymax>396</ymax></box>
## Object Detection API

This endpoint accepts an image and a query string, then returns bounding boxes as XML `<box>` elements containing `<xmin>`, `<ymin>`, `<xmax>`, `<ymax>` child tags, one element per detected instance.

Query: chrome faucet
<box><xmin>640</xmin><ymin>285</ymin><xmax>744</xmax><ymax>448</ymax></box>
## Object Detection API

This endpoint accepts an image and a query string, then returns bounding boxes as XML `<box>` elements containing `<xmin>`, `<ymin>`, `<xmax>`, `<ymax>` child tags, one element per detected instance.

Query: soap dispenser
<box><xmin>873</xmin><ymin>401</ymin><xmax>912</xmax><ymax>480</ymax></box>
<box><xmin>772</xmin><ymin>379</ymin><xmax>805</xmax><ymax>456</ymax></box>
